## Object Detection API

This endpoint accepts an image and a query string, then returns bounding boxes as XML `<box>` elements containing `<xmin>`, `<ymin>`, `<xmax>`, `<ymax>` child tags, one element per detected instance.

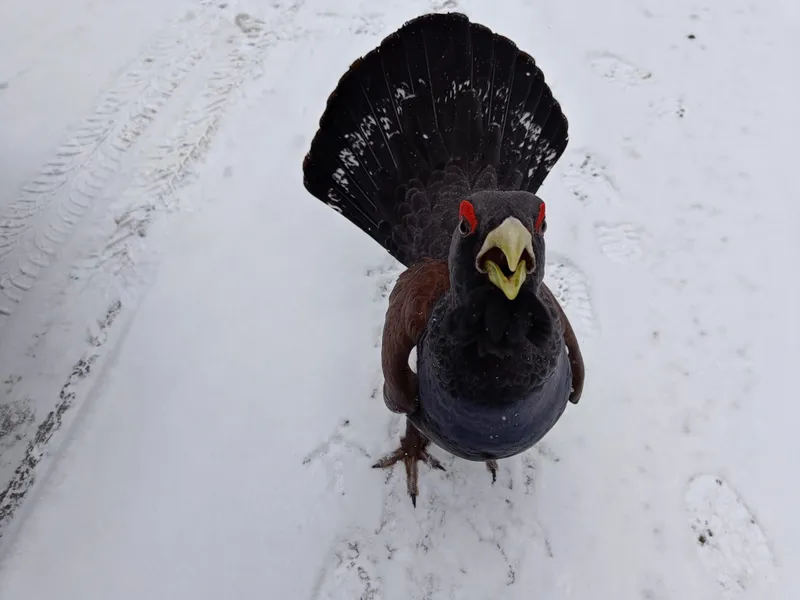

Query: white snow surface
<box><xmin>1</xmin><ymin>0</ymin><xmax>799</xmax><ymax>598</ymax></box>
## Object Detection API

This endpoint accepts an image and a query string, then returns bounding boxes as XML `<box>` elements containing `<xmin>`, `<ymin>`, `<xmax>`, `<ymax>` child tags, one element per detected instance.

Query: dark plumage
<box><xmin>303</xmin><ymin>12</ymin><xmax>585</xmax><ymax>506</ymax></box>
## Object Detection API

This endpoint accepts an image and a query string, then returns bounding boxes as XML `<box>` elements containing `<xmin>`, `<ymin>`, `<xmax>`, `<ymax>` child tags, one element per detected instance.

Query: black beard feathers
<box><xmin>444</xmin><ymin>287</ymin><xmax>555</xmax><ymax>359</ymax></box>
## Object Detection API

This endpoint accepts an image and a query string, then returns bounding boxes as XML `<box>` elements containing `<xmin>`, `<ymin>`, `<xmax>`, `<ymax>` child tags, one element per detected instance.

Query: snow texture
<box><xmin>0</xmin><ymin>0</ymin><xmax>799</xmax><ymax>599</ymax></box>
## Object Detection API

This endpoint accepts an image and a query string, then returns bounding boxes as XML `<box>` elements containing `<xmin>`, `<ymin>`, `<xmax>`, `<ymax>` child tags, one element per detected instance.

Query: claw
<box><xmin>372</xmin><ymin>448</ymin><xmax>405</xmax><ymax>469</ymax></box>
<box><xmin>486</xmin><ymin>459</ymin><xmax>498</xmax><ymax>484</ymax></box>
<box><xmin>425</xmin><ymin>454</ymin><xmax>446</xmax><ymax>472</ymax></box>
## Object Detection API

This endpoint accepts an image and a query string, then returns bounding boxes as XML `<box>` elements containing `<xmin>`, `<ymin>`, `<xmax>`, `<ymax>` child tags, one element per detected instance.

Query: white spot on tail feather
<box><xmin>344</xmin><ymin>131</ymin><xmax>368</xmax><ymax>156</ymax></box>
<box><xmin>379</xmin><ymin>116</ymin><xmax>394</xmax><ymax>133</ymax></box>
<box><xmin>339</xmin><ymin>149</ymin><xmax>359</xmax><ymax>168</ymax></box>
<box><xmin>519</xmin><ymin>112</ymin><xmax>543</xmax><ymax>137</ymax></box>
<box><xmin>359</xmin><ymin>115</ymin><xmax>378</xmax><ymax>139</ymax></box>
<box><xmin>332</xmin><ymin>168</ymin><xmax>349</xmax><ymax>190</ymax></box>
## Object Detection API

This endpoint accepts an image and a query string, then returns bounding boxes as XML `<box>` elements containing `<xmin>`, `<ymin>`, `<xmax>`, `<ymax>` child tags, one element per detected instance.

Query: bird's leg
<box><xmin>372</xmin><ymin>418</ymin><xmax>445</xmax><ymax>507</ymax></box>
<box><xmin>485</xmin><ymin>459</ymin><xmax>498</xmax><ymax>484</ymax></box>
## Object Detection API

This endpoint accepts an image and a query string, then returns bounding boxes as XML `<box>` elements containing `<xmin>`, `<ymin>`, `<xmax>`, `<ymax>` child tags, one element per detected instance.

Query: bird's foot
<box><xmin>372</xmin><ymin>419</ymin><xmax>445</xmax><ymax>507</ymax></box>
<box><xmin>485</xmin><ymin>459</ymin><xmax>498</xmax><ymax>484</ymax></box>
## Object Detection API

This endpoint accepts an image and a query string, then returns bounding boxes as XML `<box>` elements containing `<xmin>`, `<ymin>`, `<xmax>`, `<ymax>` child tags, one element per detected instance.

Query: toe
<box><xmin>486</xmin><ymin>459</ymin><xmax>498</xmax><ymax>483</ymax></box>
<box><xmin>372</xmin><ymin>447</ymin><xmax>405</xmax><ymax>469</ymax></box>
<box><xmin>404</xmin><ymin>454</ymin><xmax>421</xmax><ymax>506</ymax></box>
<box><xmin>423</xmin><ymin>451</ymin><xmax>447</xmax><ymax>472</ymax></box>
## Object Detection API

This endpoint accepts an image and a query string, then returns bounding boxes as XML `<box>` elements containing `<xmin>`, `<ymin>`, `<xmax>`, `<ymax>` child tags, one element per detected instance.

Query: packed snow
<box><xmin>1</xmin><ymin>0</ymin><xmax>798</xmax><ymax>598</ymax></box>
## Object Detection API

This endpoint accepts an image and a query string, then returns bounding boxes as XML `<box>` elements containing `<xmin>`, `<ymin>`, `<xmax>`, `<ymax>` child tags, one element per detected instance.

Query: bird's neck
<box><xmin>423</xmin><ymin>288</ymin><xmax>563</xmax><ymax>403</ymax></box>
<box><xmin>441</xmin><ymin>283</ymin><xmax>555</xmax><ymax>355</ymax></box>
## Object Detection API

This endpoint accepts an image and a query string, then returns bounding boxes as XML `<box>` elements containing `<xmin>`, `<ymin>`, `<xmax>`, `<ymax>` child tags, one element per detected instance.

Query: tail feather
<box><xmin>303</xmin><ymin>12</ymin><xmax>568</xmax><ymax>267</ymax></box>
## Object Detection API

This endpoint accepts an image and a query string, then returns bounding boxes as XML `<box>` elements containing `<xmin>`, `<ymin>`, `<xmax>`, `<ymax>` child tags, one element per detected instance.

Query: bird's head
<box><xmin>448</xmin><ymin>190</ymin><xmax>547</xmax><ymax>301</ymax></box>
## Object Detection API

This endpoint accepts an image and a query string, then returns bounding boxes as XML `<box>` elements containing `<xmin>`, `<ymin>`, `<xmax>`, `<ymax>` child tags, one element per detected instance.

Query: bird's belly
<box><xmin>410</xmin><ymin>349</ymin><xmax>572</xmax><ymax>461</ymax></box>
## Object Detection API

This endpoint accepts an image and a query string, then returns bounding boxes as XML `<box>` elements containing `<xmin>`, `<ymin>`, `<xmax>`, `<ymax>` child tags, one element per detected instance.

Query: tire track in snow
<box><xmin>0</xmin><ymin>301</ymin><xmax>122</xmax><ymax>538</ymax></box>
<box><xmin>0</xmin><ymin>7</ymin><xmax>225</xmax><ymax>539</ymax></box>
<box><xmin>75</xmin><ymin>7</ymin><xmax>308</xmax><ymax>293</ymax></box>
<box><xmin>0</xmin><ymin>2</ymin><xmax>307</xmax><ymax>540</ymax></box>
<box><xmin>0</xmin><ymin>13</ymin><xmax>221</xmax><ymax>323</ymax></box>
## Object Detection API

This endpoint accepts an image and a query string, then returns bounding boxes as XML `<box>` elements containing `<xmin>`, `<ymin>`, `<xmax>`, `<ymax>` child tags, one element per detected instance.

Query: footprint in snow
<box><xmin>350</xmin><ymin>14</ymin><xmax>385</xmax><ymax>37</ymax></box>
<box><xmin>594</xmin><ymin>221</ymin><xmax>646</xmax><ymax>264</ymax></box>
<box><xmin>560</xmin><ymin>149</ymin><xmax>622</xmax><ymax>209</ymax></box>
<box><xmin>366</xmin><ymin>259</ymin><xmax>403</xmax><ymax>303</ymax></box>
<box><xmin>302</xmin><ymin>420</ymin><xmax>371</xmax><ymax>497</ymax></box>
<box><xmin>339</xmin><ymin>444</ymin><xmax>562</xmax><ymax>598</ymax></box>
<box><xmin>234</xmin><ymin>13</ymin><xmax>265</xmax><ymax>38</ymax></box>
<box><xmin>649</xmin><ymin>95</ymin><xmax>688</xmax><ymax>120</ymax></box>
<box><xmin>313</xmin><ymin>11</ymin><xmax>384</xmax><ymax>37</ymax></box>
<box><xmin>430</xmin><ymin>0</ymin><xmax>459</xmax><ymax>11</ymax></box>
<box><xmin>559</xmin><ymin>149</ymin><xmax>652</xmax><ymax>267</ymax></box>
<box><xmin>545</xmin><ymin>254</ymin><xmax>597</xmax><ymax>337</ymax></box>
<box><xmin>310</xmin><ymin>528</ymin><xmax>382</xmax><ymax>600</ymax></box>
<box><xmin>587</xmin><ymin>51</ymin><xmax>653</xmax><ymax>85</ymax></box>
<box><xmin>684</xmin><ymin>474</ymin><xmax>778</xmax><ymax>599</ymax></box>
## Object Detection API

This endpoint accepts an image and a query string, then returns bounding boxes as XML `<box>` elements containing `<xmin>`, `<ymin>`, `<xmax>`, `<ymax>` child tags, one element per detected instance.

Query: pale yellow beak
<box><xmin>475</xmin><ymin>217</ymin><xmax>534</xmax><ymax>301</ymax></box>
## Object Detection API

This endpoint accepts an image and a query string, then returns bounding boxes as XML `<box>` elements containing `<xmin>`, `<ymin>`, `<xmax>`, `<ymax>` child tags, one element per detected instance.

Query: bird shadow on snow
<box><xmin>309</xmin><ymin>414</ymin><xmax>562</xmax><ymax>600</ymax></box>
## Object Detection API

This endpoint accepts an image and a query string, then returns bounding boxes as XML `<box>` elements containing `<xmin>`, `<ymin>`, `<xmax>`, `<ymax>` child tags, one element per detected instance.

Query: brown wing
<box><xmin>541</xmin><ymin>283</ymin><xmax>585</xmax><ymax>404</ymax></box>
<box><xmin>381</xmin><ymin>259</ymin><xmax>450</xmax><ymax>414</ymax></box>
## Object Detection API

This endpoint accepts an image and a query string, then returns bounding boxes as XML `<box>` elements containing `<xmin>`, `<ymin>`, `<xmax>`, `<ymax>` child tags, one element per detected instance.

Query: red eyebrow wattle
<box><xmin>535</xmin><ymin>203</ymin><xmax>546</xmax><ymax>232</ymax></box>
<box><xmin>459</xmin><ymin>200</ymin><xmax>478</xmax><ymax>233</ymax></box>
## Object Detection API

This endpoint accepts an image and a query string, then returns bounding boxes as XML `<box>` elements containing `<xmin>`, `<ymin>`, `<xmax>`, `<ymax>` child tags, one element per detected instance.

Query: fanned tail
<box><xmin>302</xmin><ymin>12</ymin><xmax>568</xmax><ymax>267</ymax></box>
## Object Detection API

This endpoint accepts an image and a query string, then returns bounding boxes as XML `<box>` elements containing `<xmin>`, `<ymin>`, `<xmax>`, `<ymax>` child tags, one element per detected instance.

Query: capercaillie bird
<box><xmin>302</xmin><ymin>12</ymin><xmax>585</xmax><ymax>506</ymax></box>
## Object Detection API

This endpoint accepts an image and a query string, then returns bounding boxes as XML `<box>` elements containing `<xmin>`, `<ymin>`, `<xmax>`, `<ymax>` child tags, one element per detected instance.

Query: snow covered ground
<box><xmin>0</xmin><ymin>0</ymin><xmax>798</xmax><ymax>598</ymax></box>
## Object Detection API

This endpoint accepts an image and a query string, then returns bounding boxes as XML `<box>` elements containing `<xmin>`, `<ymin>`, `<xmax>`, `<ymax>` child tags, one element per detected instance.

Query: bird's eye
<box><xmin>540</xmin><ymin>219</ymin><xmax>547</xmax><ymax>234</ymax></box>
<box><xmin>458</xmin><ymin>200</ymin><xmax>478</xmax><ymax>236</ymax></box>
